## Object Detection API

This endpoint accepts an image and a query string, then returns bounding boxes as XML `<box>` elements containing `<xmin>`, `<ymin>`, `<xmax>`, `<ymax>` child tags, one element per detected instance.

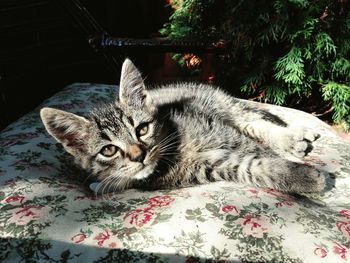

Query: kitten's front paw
<box><xmin>280</xmin><ymin>129</ymin><xmax>320</xmax><ymax>158</ymax></box>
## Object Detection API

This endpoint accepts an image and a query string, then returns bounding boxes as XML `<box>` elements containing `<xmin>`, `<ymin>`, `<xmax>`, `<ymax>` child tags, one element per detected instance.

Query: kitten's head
<box><xmin>41</xmin><ymin>59</ymin><xmax>175</xmax><ymax>192</ymax></box>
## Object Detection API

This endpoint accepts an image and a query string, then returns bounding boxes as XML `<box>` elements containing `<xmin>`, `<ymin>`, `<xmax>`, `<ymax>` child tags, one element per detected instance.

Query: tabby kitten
<box><xmin>40</xmin><ymin>59</ymin><xmax>326</xmax><ymax>194</ymax></box>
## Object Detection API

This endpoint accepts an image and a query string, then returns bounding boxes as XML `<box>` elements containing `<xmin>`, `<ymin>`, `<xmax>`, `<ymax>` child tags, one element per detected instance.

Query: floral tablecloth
<box><xmin>1</xmin><ymin>83</ymin><xmax>349</xmax><ymax>263</ymax></box>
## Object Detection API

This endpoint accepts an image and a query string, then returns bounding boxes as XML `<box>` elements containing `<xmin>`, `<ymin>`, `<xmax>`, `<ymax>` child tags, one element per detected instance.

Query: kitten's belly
<box><xmin>173</xmin><ymin>112</ymin><xmax>243</xmax><ymax>151</ymax></box>
<box><xmin>143</xmin><ymin>108</ymin><xmax>260</xmax><ymax>188</ymax></box>
<box><xmin>171</xmin><ymin>112</ymin><xmax>245</xmax><ymax>166</ymax></box>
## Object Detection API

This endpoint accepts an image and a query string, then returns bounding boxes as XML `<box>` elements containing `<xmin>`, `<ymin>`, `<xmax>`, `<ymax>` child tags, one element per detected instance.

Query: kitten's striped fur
<box><xmin>40</xmin><ymin>59</ymin><xmax>326</xmax><ymax>194</ymax></box>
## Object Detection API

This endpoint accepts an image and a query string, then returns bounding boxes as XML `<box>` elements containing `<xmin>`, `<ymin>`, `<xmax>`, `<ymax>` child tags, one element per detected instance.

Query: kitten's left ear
<box><xmin>118</xmin><ymin>58</ymin><xmax>147</xmax><ymax>109</ymax></box>
<box><xmin>40</xmin><ymin>107</ymin><xmax>91</xmax><ymax>157</ymax></box>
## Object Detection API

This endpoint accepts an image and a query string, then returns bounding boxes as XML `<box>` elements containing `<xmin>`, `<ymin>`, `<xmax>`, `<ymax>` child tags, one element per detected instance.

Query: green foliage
<box><xmin>274</xmin><ymin>47</ymin><xmax>306</xmax><ymax>90</ymax></box>
<box><xmin>322</xmin><ymin>82</ymin><xmax>350</xmax><ymax>130</ymax></box>
<box><xmin>265</xmin><ymin>86</ymin><xmax>288</xmax><ymax>105</ymax></box>
<box><xmin>161</xmin><ymin>0</ymin><xmax>350</xmax><ymax>129</ymax></box>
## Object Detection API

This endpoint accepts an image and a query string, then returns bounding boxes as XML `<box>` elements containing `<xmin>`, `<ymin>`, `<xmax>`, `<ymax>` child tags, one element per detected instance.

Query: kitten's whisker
<box><xmin>159</xmin><ymin>152</ymin><xmax>178</xmax><ymax>157</ymax></box>
<box><xmin>114</xmin><ymin>176</ymin><xmax>131</xmax><ymax>193</ymax></box>
<box><xmin>97</xmin><ymin>166</ymin><xmax>130</xmax><ymax>197</ymax></box>
<box><xmin>160</xmin><ymin>157</ymin><xmax>176</xmax><ymax>169</ymax></box>
<box><xmin>158</xmin><ymin>146</ymin><xmax>178</xmax><ymax>152</ymax></box>
<box><xmin>158</xmin><ymin>131</ymin><xmax>180</xmax><ymax>145</ymax></box>
<box><xmin>159</xmin><ymin>150</ymin><xmax>178</xmax><ymax>156</ymax></box>
<box><xmin>113</xmin><ymin>176</ymin><xmax>125</xmax><ymax>192</ymax></box>
<box><xmin>103</xmin><ymin>177</ymin><xmax>120</xmax><ymax>198</ymax></box>
<box><xmin>82</xmin><ymin>173</ymin><xmax>96</xmax><ymax>185</ymax></box>
<box><xmin>159</xmin><ymin>133</ymin><xmax>180</xmax><ymax>145</ymax></box>
<box><xmin>159</xmin><ymin>112</ymin><xmax>171</xmax><ymax>122</ymax></box>
<box><xmin>98</xmin><ymin>180</ymin><xmax>110</xmax><ymax>197</ymax></box>
<box><xmin>159</xmin><ymin>133</ymin><xmax>179</xmax><ymax>144</ymax></box>
<box><xmin>158</xmin><ymin>138</ymin><xmax>180</xmax><ymax>148</ymax></box>
<box><xmin>158</xmin><ymin>146</ymin><xmax>179</xmax><ymax>154</ymax></box>
<box><xmin>158</xmin><ymin>137</ymin><xmax>177</xmax><ymax>149</ymax></box>
<box><xmin>158</xmin><ymin>142</ymin><xmax>179</xmax><ymax>152</ymax></box>
<box><xmin>156</xmin><ymin>122</ymin><xmax>165</xmax><ymax>131</ymax></box>
<box><xmin>113</xmin><ymin>167</ymin><xmax>133</xmax><ymax>193</ymax></box>
<box><xmin>161</xmin><ymin>156</ymin><xmax>178</xmax><ymax>166</ymax></box>
<box><xmin>101</xmin><ymin>175</ymin><xmax>117</xmax><ymax>196</ymax></box>
<box><xmin>158</xmin><ymin>139</ymin><xmax>180</xmax><ymax>154</ymax></box>
<box><xmin>106</xmin><ymin>177</ymin><xmax>117</xmax><ymax>196</ymax></box>
<box><xmin>159</xmin><ymin>158</ymin><xmax>178</xmax><ymax>177</ymax></box>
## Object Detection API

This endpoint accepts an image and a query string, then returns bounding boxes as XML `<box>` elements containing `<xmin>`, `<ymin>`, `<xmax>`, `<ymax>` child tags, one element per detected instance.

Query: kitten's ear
<box><xmin>118</xmin><ymin>58</ymin><xmax>147</xmax><ymax>108</ymax></box>
<box><xmin>40</xmin><ymin>107</ymin><xmax>91</xmax><ymax>156</ymax></box>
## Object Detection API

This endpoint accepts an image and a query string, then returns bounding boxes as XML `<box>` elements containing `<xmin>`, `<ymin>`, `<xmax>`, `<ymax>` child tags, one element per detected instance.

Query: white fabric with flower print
<box><xmin>0</xmin><ymin>83</ymin><xmax>349</xmax><ymax>263</ymax></box>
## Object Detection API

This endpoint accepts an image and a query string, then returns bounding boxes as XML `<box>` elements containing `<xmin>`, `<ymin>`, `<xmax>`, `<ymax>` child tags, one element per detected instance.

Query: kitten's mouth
<box><xmin>133</xmin><ymin>165</ymin><xmax>155</xmax><ymax>180</ymax></box>
<box><xmin>132</xmin><ymin>146</ymin><xmax>158</xmax><ymax>180</ymax></box>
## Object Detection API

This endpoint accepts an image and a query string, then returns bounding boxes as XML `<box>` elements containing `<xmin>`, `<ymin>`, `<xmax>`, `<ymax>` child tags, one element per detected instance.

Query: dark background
<box><xmin>0</xmin><ymin>0</ymin><xmax>172</xmax><ymax>130</ymax></box>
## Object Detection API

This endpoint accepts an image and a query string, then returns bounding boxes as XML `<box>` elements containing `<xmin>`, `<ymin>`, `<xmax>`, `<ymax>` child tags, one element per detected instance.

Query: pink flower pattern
<box><xmin>333</xmin><ymin>243</ymin><xmax>348</xmax><ymax>260</ymax></box>
<box><xmin>221</xmin><ymin>205</ymin><xmax>240</xmax><ymax>216</ymax></box>
<box><xmin>71</xmin><ymin>233</ymin><xmax>87</xmax><ymax>244</ymax></box>
<box><xmin>236</xmin><ymin>214</ymin><xmax>271</xmax><ymax>238</ymax></box>
<box><xmin>336</xmin><ymin>221</ymin><xmax>350</xmax><ymax>241</ymax></box>
<box><xmin>3</xmin><ymin>195</ymin><xmax>26</xmax><ymax>205</ymax></box>
<box><xmin>147</xmin><ymin>195</ymin><xmax>175</xmax><ymax>208</ymax></box>
<box><xmin>94</xmin><ymin>230</ymin><xmax>111</xmax><ymax>247</ymax></box>
<box><xmin>340</xmin><ymin>210</ymin><xmax>350</xmax><ymax>220</ymax></box>
<box><xmin>124</xmin><ymin>207</ymin><xmax>155</xmax><ymax>228</ymax></box>
<box><xmin>124</xmin><ymin>195</ymin><xmax>175</xmax><ymax>228</ymax></box>
<box><xmin>314</xmin><ymin>247</ymin><xmax>328</xmax><ymax>258</ymax></box>
<box><xmin>8</xmin><ymin>205</ymin><xmax>51</xmax><ymax>226</ymax></box>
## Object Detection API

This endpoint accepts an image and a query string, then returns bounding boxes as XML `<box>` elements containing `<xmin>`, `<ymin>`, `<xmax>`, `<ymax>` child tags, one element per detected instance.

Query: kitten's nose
<box><xmin>127</xmin><ymin>144</ymin><xmax>146</xmax><ymax>163</ymax></box>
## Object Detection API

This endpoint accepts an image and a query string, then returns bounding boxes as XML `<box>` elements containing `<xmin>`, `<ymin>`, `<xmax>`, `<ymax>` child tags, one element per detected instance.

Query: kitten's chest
<box><xmin>170</xmin><ymin>112</ymin><xmax>240</xmax><ymax>162</ymax></box>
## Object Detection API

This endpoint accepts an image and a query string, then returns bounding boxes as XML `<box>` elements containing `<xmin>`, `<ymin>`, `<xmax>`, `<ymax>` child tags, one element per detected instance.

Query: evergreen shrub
<box><xmin>161</xmin><ymin>0</ymin><xmax>350</xmax><ymax>130</ymax></box>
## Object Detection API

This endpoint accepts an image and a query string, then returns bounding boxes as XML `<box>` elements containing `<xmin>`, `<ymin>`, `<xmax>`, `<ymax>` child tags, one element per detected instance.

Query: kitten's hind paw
<box><xmin>309</xmin><ymin>169</ymin><xmax>327</xmax><ymax>193</ymax></box>
<box><xmin>292</xmin><ymin>166</ymin><xmax>327</xmax><ymax>193</ymax></box>
<box><xmin>282</xmin><ymin>129</ymin><xmax>320</xmax><ymax>158</ymax></box>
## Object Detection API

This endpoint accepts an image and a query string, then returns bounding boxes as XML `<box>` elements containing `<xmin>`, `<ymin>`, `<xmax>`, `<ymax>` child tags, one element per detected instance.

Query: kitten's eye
<box><xmin>100</xmin><ymin>145</ymin><xmax>118</xmax><ymax>157</ymax></box>
<box><xmin>136</xmin><ymin>122</ymin><xmax>149</xmax><ymax>137</ymax></box>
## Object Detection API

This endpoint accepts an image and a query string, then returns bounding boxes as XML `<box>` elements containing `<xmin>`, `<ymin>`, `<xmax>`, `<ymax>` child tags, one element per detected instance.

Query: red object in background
<box><xmin>154</xmin><ymin>53</ymin><xmax>216</xmax><ymax>84</ymax></box>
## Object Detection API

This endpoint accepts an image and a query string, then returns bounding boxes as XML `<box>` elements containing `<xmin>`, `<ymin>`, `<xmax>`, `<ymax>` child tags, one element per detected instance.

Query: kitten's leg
<box><xmin>190</xmin><ymin>88</ymin><xmax>320</xmax><ymax>157</ymax></box>
<box><xmin>236</xmin><ymin>119</ymin><xmax>320</xmax><ymax>158</ymax></box>
<box><xmin>152</xmin><ymin>85</ymin><xmax>320</xmax><ymax>157</ymax></box>
<box><xmin>215</xmin><ymin>153</ymin><xmax>326</xmax><ymax>193</ymax></box>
